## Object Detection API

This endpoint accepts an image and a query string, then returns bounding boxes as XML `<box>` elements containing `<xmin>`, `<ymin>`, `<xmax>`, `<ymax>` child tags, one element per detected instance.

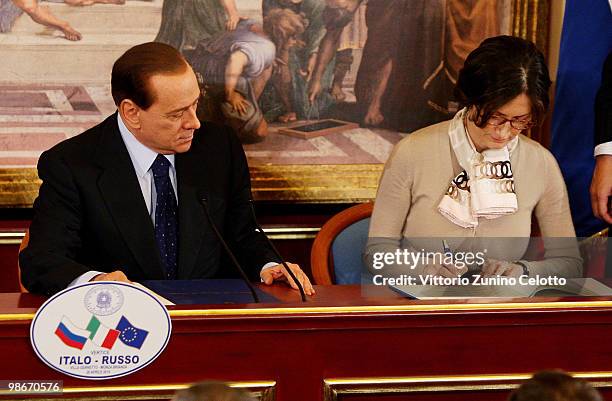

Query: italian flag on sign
<box><xmin>86</xmin><ymin>315</ymin><xmax>121</xmax><ymax>349</ymax></box>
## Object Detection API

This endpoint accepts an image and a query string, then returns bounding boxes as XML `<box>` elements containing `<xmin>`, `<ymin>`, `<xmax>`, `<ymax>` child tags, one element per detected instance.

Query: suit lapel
<box><xmin>93</xmin><ymin>114</ymin><xmax>165</xmax><ymax>280</ymax></box>
<box><xmin>175</xmin><ymin>146</ymin><xmax>208</xmax><ymax>279</ymax></box>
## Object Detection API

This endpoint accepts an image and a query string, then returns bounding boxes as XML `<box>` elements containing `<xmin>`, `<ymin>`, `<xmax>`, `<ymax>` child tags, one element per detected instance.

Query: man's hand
<box><xmin>90</xmin><ymin>270</ymin><xmax>132</xmax><ymax>283</ymax></box>
<box><xmin>260</xmin><ymin>263</ymin><xmax>315</xmax><ymax>296</ymax></box>
<box><xmin>481</xmin><ymin>259</ymin><xmax>522</xmax><ymax>278</ymax></box>
<box><xmin>590</xmin><ymin>154</ymin><xmax>612</xmax><ymax>224</ymax></box>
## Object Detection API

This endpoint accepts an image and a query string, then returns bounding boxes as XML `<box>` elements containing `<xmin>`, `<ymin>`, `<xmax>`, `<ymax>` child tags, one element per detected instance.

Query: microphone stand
<box><xmin>198</xmin><ymin>197</ymin><xmax>260</xmax><ymax>303</ymax></box>
<box><xmin>248</xmin><ymin>199</ymin><xmax>306</xmax><ymax>302</ymax></box>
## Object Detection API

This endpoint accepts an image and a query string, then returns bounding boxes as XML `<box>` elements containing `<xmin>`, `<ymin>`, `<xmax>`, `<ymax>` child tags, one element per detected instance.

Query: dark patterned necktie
<box><xmin>151</xmin><ymin>154</ymin><xmax>178</xmax><ymax>279</ymax></box>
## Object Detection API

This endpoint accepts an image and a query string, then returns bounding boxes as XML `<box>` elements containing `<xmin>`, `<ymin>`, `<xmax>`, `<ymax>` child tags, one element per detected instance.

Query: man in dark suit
<box><xmin>591</xmin><ymin>51</ymin><xmax>612</xmax><ymax>225</ymax></box>
<box><xmin>591</xmin><ymin>51</ymin><xmax>612</xmax><ymax>275</ymax></box>
<box><xmin>19</xmin><ymin>42</ymin><xmax>314</xmax><ymax>297</ymax></box>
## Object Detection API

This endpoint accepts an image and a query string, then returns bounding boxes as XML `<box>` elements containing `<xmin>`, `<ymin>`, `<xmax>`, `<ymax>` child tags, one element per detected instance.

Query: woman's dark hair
<box><xmin>509</xmin><ymin>371</ymin><xmax>602</xmax><ymax>401</ymax></box>
<box><xmin>111</xmin><ymin>42</ymin><xmax>189</xmax><ymax>110</ymax></box>
<box><xmin>455</xmin><ymin>35</ymin><xmax>552</xmax><ymax>128</ymax></box>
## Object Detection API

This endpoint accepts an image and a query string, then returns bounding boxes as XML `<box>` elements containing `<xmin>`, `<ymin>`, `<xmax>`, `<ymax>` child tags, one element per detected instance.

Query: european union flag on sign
<box><xmin>115</xmin><ymin>316</ymin><xmax>148</xmax><ymax>349</ymax></box>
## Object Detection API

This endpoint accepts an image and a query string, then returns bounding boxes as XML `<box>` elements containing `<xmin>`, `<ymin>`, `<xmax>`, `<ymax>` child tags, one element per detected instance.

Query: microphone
<box><xmin>248</xmin><ymin>198</ymin><xmax>306</xmax><ymax>302</ymax></box>
<box><xmin>198</xmin><ymin>196</ymin><xmax>260</xmax><ymax>303</ymax></box>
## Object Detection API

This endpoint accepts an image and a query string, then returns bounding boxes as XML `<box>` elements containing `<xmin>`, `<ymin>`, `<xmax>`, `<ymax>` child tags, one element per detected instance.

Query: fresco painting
<box><xmin>0</xmin><ymin>0</ymin><xmax>523</xmax><ymax>202</ymax></box>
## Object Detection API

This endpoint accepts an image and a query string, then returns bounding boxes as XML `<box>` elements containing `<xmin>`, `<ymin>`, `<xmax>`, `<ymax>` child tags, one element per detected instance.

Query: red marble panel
<box><xmin>0</xmin><ymin>93</ymin><xmax>52</xmax><ymax>108</ymax></box>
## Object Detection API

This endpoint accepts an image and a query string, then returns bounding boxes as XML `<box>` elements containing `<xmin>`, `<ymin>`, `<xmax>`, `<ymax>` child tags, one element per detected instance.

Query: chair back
<box><xmin>311</xmin><ymin>203</ymin><xmax>373</xmax><ymax>284</ymax></box>
<box><xmin>17</xmin><ymin>230</ymin><xmax>29</xmax><ymax>293</ymax></box>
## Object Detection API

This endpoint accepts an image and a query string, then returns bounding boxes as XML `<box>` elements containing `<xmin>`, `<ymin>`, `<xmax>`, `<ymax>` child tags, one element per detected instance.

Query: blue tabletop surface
<box><xmin>141</xmin><ymin>279</ymin><xmax>278</xmax><ymax>305</ymax></box>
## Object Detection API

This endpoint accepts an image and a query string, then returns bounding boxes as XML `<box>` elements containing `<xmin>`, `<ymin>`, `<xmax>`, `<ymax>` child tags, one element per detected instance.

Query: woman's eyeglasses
<box><xmin>487</xmin><ymin>115</ymin><xmax>534</xmax><ymax>130</ymax></box>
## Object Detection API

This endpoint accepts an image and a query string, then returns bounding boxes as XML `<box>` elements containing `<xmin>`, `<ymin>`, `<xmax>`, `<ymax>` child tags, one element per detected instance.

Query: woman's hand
<box><xmin>481</xmin><ymin>259</ymin><xmax>523</xmax><ymax>278</ymax></box>
<box><xmin>423</xmin><ymin>263</ymin><xmax>468</xmax><ymax>278</ymax></box>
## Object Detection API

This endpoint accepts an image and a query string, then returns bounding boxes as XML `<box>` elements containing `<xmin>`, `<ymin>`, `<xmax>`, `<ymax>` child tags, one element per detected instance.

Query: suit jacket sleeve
<box><xmin>223</xmin><ymin>127</ymin><xmax>281</xmax><ymax>279</ymax></box>
<box><xmin>19</xmin><ymin>149</ymin><xmax>92</xmax><ymax>296</ymax></box>
<box><xmin>595</xmin><ymin>51</ymin><xmax>612</xmax><ymax>146</ymax></box>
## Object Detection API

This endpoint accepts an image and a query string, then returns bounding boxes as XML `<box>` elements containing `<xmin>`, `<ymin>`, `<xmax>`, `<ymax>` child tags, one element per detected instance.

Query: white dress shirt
<box><xmin>594</xmin><ymin>141</ymin><xmax>612</xmax><ymax>156</ymax></box>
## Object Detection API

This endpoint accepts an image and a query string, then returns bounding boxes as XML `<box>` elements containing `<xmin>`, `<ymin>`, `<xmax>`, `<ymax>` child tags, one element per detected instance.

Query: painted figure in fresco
<box><xmin>261</xmin><ymin>0</ymin><xmax>330</xmax><ymax>123</ymax></box>
<box><xmin>328</xmin><ymin>23</ymin><xmax>361</xmax><ymax>102</ymax></box>
<box><xmin>309</xmin><ymin>0</ymin><xmax>433</xmax><ymax>130</ymax></box>
<box><xmin>48</xmin><ymin>0</ymin><xmax>125</xmax><ymax>5</ymax></box>
<box><xmin>307</xmin><ymin>0</ymin><xmax>361</xmax><ymax>109</ymax></box>
<box><xmin>422</xmin><ymin>0</ymin><xmax>502</xmax><ymax>120</ymax></box>
<box><xmin>308</xmin><ymin>0</ymin><xmax>501</xmax><ymax>133</ymax></box>
<box><xmin>0</xmin><ymin>0</ymin><xmax>127</xmax><ymax>41</ymax></box>
<box><xmin>154</xmin><ymin>0</ymin><xmax>242</xmax><ymax>53</ymax></box>
<box><xmin>354</xmin><ymin>0</ymin><xmax>445</xmax><ymax>131</ymax></box>
<box><xmin>0</xmin><ymin>0</ymin><xmax>82</xmax><ymax>40</ymax></box>
<box><xmin>189</xmin><ymin>10</ymin><xmax>307</xmax><ymax>143</ymax></box>
<box><xmin>321</xmin><ymin>0</ymin><xmax>365</xmax><ymax>102</ymax></box>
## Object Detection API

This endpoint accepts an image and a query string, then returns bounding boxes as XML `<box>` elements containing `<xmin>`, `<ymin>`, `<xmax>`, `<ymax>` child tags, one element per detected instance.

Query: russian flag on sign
<box><xmin>55</xmin><ymin>316</ymin><xmax>89</xmax><ymax>350</ymax></box>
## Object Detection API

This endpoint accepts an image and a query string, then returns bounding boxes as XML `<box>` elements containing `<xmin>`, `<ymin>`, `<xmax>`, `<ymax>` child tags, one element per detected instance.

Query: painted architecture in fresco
<box><xmin>0</xmin><ymin>0</ymin><xmax>512</xmax><ymax>169</ymax></box>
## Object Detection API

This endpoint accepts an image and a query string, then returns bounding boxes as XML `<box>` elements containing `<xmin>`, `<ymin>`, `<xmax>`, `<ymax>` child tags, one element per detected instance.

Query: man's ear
<box><xmin>118</xmin><ymin>100</ymin><xmax>141</xmax><ymax>129</ymax></box>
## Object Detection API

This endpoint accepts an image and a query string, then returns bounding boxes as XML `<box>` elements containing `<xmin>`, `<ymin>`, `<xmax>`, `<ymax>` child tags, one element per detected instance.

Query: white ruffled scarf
<box><xmin>437</xmin><ymin>108</ymin><xmax>518</xmax><ymax>228</ymax></box>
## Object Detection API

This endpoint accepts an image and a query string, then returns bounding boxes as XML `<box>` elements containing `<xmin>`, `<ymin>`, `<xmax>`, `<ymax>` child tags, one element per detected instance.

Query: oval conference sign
<box><xmin>31</xmin><ymin>282</ymin><xmax>172</xmax><ymax>380</ymax></box>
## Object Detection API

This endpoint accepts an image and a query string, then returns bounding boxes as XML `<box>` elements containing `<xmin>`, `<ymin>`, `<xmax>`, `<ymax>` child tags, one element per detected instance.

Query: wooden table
<box><xmin>2</xmin><ymin>284</ymin><xmax>612</xmax><ymax>401</ymax></box>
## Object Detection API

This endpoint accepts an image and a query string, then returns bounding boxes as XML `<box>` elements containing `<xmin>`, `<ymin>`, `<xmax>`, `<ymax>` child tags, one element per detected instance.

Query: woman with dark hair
<box><xmin>364</xmin><ymin>36</ymin><xmax>581</xmax><ymax>280</ymax></box>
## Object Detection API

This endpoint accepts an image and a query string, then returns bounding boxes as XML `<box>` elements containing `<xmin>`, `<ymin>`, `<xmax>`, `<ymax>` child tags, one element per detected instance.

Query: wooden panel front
<box><xmin>2</xmin><ymin>288</ymin><xmax>612</xmax><ymax>401</ymax></box>
<box><xmin>324</xmin><ymin>375</ymin><xmax>612</xmax><ymax>401</ymax></box>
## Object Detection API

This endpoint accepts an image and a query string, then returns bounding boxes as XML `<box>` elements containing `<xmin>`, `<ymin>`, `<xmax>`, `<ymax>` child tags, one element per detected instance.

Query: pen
<box><xmin>443</xmin><ymin>240</ymin><xmax>471</xmax><ymax>281</ymax></box>
<box><xmin>443</xmin><ymin>240</ymin><xmax>478</xmax><ymax>283</ymax></box>
<box><xmin>442</xmin><ymin>240</ymin><xmax>452</xmax><ymax>257</ymax></box>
